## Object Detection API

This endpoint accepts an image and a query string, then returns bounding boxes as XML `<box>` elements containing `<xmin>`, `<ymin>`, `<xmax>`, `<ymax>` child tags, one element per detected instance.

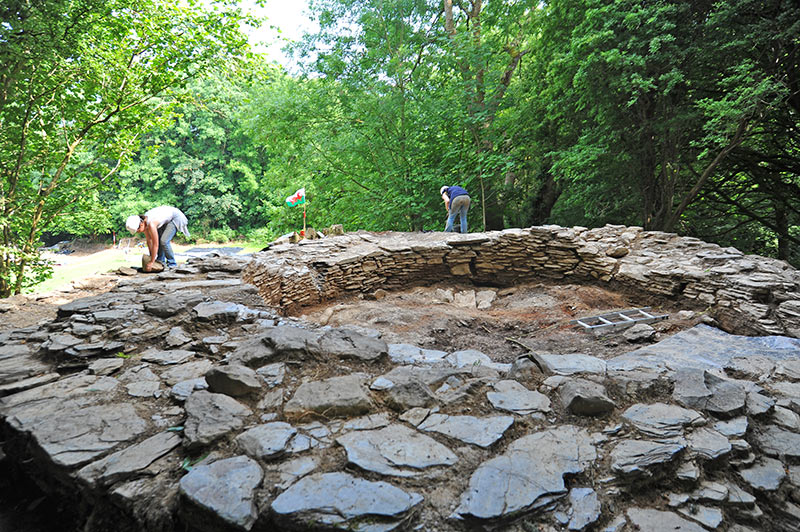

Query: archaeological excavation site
<box><xmin>2</xmin><ymin>224</ymin><xmax>800</xmax><ymax>532</ymax></box>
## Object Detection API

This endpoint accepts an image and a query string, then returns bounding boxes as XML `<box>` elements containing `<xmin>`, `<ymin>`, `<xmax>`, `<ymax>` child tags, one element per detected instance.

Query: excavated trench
<box><xmin>296</xmin><ymin>280</ymin><xmax>701</xmax><ymax>364</ymax></box>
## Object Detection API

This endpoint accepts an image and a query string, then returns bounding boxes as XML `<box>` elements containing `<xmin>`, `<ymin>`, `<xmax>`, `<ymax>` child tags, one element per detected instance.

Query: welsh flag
<box><xmin>285</xmin><ymin>188</ymin><xmax>305</xmax><ymax>207</ymax></box>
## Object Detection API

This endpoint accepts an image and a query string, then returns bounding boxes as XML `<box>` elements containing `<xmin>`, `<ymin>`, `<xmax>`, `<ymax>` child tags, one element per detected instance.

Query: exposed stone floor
<box><xmin>1</xmin><ymin>228</ymin><xmax>800</xmax><ymax>532</ymax></box>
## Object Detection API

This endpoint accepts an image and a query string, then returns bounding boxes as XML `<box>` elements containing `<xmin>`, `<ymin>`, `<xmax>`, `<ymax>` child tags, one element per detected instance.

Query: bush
<box><xmin>207</xmin><ymin>227</ymin><xmax>235</xmax><ymax>243</ymax></box>
<box><xmin>245</xmin><ymin>226</ymin><xmax>279</xmax><ymax>247</ymax></box>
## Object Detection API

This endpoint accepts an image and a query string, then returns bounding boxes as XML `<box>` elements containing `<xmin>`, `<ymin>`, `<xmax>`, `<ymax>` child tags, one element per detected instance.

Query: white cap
<box><xmin>440</xmin><ymin>186</ymin><xmax>448</xmax><ymax>195</ymax></box>
<box><xmin>125</xmin><ymin>215</ymin><xmax>142</xmax><ymax>234</ymax></box>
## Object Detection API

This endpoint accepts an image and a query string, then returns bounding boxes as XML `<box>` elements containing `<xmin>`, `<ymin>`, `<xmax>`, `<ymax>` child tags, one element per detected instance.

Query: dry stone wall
<box><xmin>244</xmin><ymin>225</ymin><xmax>800</xmax><ymax>338</ymax></box>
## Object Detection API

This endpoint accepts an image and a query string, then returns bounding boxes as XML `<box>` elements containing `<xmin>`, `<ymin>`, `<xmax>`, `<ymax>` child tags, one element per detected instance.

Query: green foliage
<box><xmin>207</xmin><ymin>227</ymin><xmax>235</xmax><ymax>244</ymax></box>
<box><xmin>0</xmin><ymin>0</ymin><xmax>250</xmax><ymax>296</ymax></box>
<box><xmin>104</xmin><ymin>64</ymin><xmax>279</xmax><ymax>237</ymax></box>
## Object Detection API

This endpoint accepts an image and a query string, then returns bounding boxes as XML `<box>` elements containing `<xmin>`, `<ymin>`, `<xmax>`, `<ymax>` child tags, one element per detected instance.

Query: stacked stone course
<box><xmin>245</xmin><ymin>225</ymin><xmax>800</xmax><ymax>338</ymax></box>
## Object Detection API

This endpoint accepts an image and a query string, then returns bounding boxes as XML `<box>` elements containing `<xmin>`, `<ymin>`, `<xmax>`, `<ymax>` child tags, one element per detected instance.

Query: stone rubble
<box><xmin>0</xmin><ymin>230</ymin><xmax>798</xmax><ymax>531</ymax></box>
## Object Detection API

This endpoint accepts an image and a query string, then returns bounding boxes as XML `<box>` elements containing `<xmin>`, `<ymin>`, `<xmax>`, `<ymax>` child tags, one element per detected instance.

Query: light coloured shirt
<box><xmin>145</xmin><ymin>206</ymin><xmax>190</xmax><ymax>238</ymax></box>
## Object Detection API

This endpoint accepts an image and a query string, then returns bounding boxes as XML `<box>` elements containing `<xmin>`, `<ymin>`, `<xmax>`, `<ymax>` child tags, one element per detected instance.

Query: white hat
<box><xmin>125</xmin><ymin>215</ymin><xmax>142</xmax><ymax>234</ymax></box>
<box><xmin>440</xmin><ymin>186</ymin><xmax>448</xmax><ymax>195</ymax></box>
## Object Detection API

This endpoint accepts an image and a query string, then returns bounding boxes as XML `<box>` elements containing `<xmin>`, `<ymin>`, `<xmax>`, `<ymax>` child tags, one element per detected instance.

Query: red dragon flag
<box><xmin>285</xmin><ymin>188</ymin><xmax>306</xmax><ymax>207</ymax></box>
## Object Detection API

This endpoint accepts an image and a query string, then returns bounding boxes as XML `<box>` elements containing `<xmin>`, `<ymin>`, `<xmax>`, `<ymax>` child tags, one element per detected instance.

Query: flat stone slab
<box><xmin>184</xmin><ymin>391</ymin><xmax>252</xmax><ymax>451</ymax></box>
<box><xmin>417</xmin><ymin>413</ymin><xmax>514</xmax><ymax>448</ymax></box>
<box><xmin>487</xmin><ymin>380</ymin><xmax>551</xmax><ymax>415</ymax></box>
<box><xmin>180</xmin><ymin>455</ymin><xmax>262</xmax><ymax>531</ymax></box>
<box><xmin>126</xmin><ymin>381</ymin><xmax>161</xmax><ymax>398</ymax></box>
<box><xmin>284</xmin><ymin>374</ymin><xmax>374</xmax><ymax>418</ymax></box>
<box><xmin>610</xmin><ymin>439</ymin><xmax>685</xmax><ymax>478</ymax></box>
<box><xmin>261</xmin><ymin>326</ymin><xmax>323</xmax><ymax>358</ymax></box>
<box><xmin>532</xmin><ymin>353</ymin><xmax>607</xmax><ymax>376</ymax></box>
<box><xmin>610</xmin><ymin>324</ymin><xmax>800</xmax><ymax>373</ymax></box>
<box><xmin>192</xmin><ymin>301</ymin><xmax>250</xmax><ymax>323</ymax></box>
<box><xmin>0</xmin><ymin>372</ymin><xmax>60</xmax><ymax>396</ymax></box>
<box><xmin>143</xmin><ymin>291</ymin><xmax>204</xmax><ymax>317</ymax></box>
<box><xmin>677</xmin><ymin>504</ymin><xmax>723</xmax><ymax>529</ymax></box>
<box><xmin>205</xmin><ymin>365</ymin><xmax>262</xmax><ymax>397</ymax></box>
<box><xmin>7</xmin><ymin>401</ymin><xmax>148</xmax><ymax>468</ymax></box>
<box><xmin>567</xmin><ymin>487</ymin><xmax>601</xmax><ymax>531</ymax></box>
<box><xmin>78</xmin><ymin>431</ymin><xmax>181</xmax><ymax>487</ymax></box>
<box><xmin>272</xmin><ymin>456</ymin><xmax>318</xmax><ymax>490</ymax></box>
<box><xmin>141</xmin><ymin>349</ymin><xmax>195</xmax><ymax>365</ymax></box>
<box><xmin>622</xmin><ymin>403</ymin><xmax>704</xmax><ymax>438</ymax></box>
<box><xmin>686</xmin><ymin>427</ymin><xmax>732</xmax><ymax>460</ymax></box>
<box><xmin>446</xmin><ymin>349</ymin><xmax>511</xmax><ymax>373</ymax></box>
<box><xmin>559</xmin><ymin>378</ymin><xmax>615</xmax><ymax>416</ymax></box>
<box><xmin>0</xmin><ymin>374</ymin><xmax>99</xmax><ymax>411</ymax></box>
<box><xmin>454</xmin><ymin>425</ymin><xmax>595</xmax><ymax>521</ymax></box>
<box><xmin>713</xmin><ymin>417</ymin><xmax>748</xmax><ymax>438</ymax></box>
<box><xmin>159</xmin><ymin>360</ymin><xmax>214</xmax><ymax>386</ymax></box>
<box><xmin>312</xmin><ymin>328</ymin><xmax>388</xmax><ymax>361</ymax></box>
<box><xmin>235</xmin><ymin>422</ymin><xmax>297</xmax><ymax>460</ymax></box>
<box><xmin>739</xmin><ymin>457</ymin><xmax>787</xmax><ymax>492</ymax></box>
<box><xmin>256</xmin><ymin>363</ymin><xmax>286</xmax><ymax>388</ymax></box>
<box><xmin>387</xmin><ymin>343</ymin><xmax>448</xmax><ymax>365</ymax></box>
<box><xmin>88</xmin><ymin>358</ymin><xmax>125</xmax><ymax>376</ymax></box>
<box><xmin>271</xmin><ymin>471</ymin><xmax>423</xmax><ymax>530</ymax></box>
<box><xmin>626</xmin><ymin>508</ymin><xmax>707</xmax><ymax>532</ymax></box>
<box><xmin>336</xmin><ymin>424</ymin><xmax>457</xmax><ymax>477</ymax></box>
<box><xmin>0</xmin><ymin>349</ymin><xmax>52</xmax><ymax>385</ymax></box>
<box><xmin>673</xmin><ymin>368</ymin><xmax>747</xmax><ymax>417</ymax></box>
<box><xmin>171</xmin><ymin>378</ymin><xmax>208</xmax><ymax>402</ymax></box>
<box><xmin>753</xmin><ymin>425</ymin><xmax>800</xmax><ymax>459</ymax></box>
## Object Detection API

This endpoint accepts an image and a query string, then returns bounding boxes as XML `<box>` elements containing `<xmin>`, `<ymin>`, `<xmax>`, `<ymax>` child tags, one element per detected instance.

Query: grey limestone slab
<box><xmin>336</xmin><ymin>424</ymin><xmax>457</xmax><ymax>477</ymax></box>
<box><xmin>271</xmin><ymin>471</ymin><xmax>422</xmax><ymax>530</ymax></box>
<box><xmin>487</xmin><ymin>379</ymin><xmax>551</xmax><ymax>415</ymax></box>
<box><xmin>180</xmin><ymin>455</ymin><xmax>262</xmax><ymax>531</ymax></box>
<box><xmin>454</xmin><ymin>426</ymin><xmax>595</xmax><ymax>521</ymax></box>
<box><xmin>417</xmin><ymin>413</ymin><xmax>514</xmax><ymax>448</ymax></box>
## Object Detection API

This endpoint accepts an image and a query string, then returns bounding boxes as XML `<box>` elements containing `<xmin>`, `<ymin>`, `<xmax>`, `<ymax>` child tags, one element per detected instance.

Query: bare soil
<box><xmin>0</xmin><ymin>276</ymin><xmax>119</xmax><ymax>334</ymax></box>
<box><xmin>298</xmin><ymin>281</ymin><xmax>702</xmax><ymax>362</ymax></box>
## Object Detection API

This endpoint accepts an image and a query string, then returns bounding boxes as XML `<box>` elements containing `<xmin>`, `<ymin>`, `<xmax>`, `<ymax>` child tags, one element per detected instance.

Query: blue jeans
<box><xmin>445</xmin><ymin>195</ymin><xmax>470</xmax><ymax>233</ymax></box>
<box><xmin>156</xmin><ymin>221</ymin><xmax>178</xmax><ymax>267</ymax></box>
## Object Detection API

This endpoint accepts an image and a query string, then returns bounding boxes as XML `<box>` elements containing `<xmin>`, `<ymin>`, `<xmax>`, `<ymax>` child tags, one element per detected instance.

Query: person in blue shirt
<box><xmin>440</xmin><ymin>185</ymin><xmax>471</xmax><ymax>233</ymax></box>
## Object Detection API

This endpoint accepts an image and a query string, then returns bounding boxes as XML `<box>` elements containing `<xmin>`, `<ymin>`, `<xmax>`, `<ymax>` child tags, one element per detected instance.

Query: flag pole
<box><xmin>303</xmin><ymin>200</ymin><xmax>307</xmax><ymax>236</ymax></box>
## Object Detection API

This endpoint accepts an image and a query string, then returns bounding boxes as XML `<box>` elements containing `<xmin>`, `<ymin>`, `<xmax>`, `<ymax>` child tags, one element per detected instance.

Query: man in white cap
<box><xmin>440</xmin><ymin>185</ymin><xmax>470</xmax><ymax>233</ymax></box>
<box><xmin>125</xmin><ymin>206</ymin><xmax>190</xmax><ymax>272</ymax></box>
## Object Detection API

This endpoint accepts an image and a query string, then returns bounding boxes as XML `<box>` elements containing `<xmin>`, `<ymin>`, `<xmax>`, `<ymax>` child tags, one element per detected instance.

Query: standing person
<box><xmin>440</xmin><ymin>185</ymin><xmax>471</xmax><ymax>233</ymax></box>
<box><xmin>125</xmin><ymin>206</ymin><xmax>190</xmax><ymax>271</ymax></box>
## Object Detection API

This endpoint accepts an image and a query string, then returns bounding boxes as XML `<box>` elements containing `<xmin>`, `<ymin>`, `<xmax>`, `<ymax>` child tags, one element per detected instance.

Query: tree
<box><xmin>441</xmin><ymin>0</ymin><xmax>535</xmax><ymax>230</ymax></box>
<box><xmin>258</xmin><ymin>0</ymin><xmax>450</xmax><ymax>232</ymax></box>
<box><xmin>0</xmin><ymin>0</ymin><xmax>249</xmax><ymax>296</ymax></box>
<box><xmin>531</xmin><ymin>0</ymin><xmax>787</xmax><ymax>234</ymax></box>
<box><xmin>107</xmin><ymin>66</ymin><xmax>277</xmax><ymax>239</ymax></box>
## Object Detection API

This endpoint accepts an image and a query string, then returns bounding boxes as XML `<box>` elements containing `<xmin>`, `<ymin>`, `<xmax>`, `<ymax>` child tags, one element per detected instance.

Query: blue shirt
<box><xmin>446</xmin><ymin>186</ymin><xmax>469</xmax><ymax>200</ymax></box>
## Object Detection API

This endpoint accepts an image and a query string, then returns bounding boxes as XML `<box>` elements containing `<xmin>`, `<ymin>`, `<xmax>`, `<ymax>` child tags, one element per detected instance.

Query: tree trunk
<box><xmin>528</xmin><ymin>168</ymin><xmax>562</xmax><ymax>225</ymax></box>
<box><xmin>775</xmin><ymin>198</ymin><xmax>790</xmax><ymax>261</ymax></box>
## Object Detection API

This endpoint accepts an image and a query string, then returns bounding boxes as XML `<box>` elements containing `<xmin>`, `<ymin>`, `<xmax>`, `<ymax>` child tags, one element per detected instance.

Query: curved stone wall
<box><xmin>243</xmin><ymin>225</ymin><xmax>800</xmax><ymax>338</ymax></box>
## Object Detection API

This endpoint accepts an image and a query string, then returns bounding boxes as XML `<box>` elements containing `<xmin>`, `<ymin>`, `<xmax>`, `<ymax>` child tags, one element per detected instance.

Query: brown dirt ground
<box><xmin>298</xmin><ymin>281</ymin><xmax>704</xmax><ymax>363</ymax></box>
<box><xmin>0</xmin><ymin>242</ymin><xmax>120</xmax><ymax>334</ymax></box>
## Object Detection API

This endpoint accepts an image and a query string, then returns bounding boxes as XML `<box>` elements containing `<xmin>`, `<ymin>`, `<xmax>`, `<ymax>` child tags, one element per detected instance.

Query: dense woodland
<box><xmin>1</xmin><ymin>0</ymin><xmax>798</xmax><ymax>296</ymax></box>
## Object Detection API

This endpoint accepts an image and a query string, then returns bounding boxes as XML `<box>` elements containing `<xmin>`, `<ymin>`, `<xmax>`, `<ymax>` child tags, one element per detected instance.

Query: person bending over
<box><xmin>126</xmin><ymin>206</ymin><xmax>190</xmax><ymax>271</ymax></box>
<box><xmin>440</xmin><ymin>185</ymin><xmax>470</xmax><ymax>233</ymax></box>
